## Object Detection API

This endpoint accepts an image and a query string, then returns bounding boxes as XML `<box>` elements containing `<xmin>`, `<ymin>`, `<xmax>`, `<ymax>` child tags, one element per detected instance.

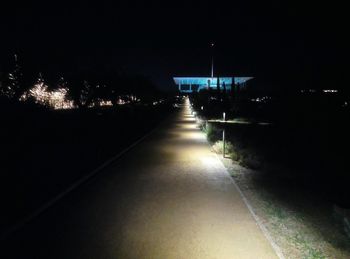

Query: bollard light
<box><xmin>223</xmin><ymin>112</ymin><xmax>226</xmax><ymax>158</ymax></box>
<box><xmin>223</xmin><ymin>129</ymin><xmax>225</xmax><ymax>158</ymax></box>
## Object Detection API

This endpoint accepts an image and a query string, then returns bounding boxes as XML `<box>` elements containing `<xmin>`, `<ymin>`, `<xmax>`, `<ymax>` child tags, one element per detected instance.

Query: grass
<box><xmin>212</xmin><ymin>140</ymin><xmax>234</xmax><ymax>156</ymax></box>
<box><xmin>202</xmin><ymin>119</ymin><xmax>350</xmax><ymax>207</ymax></box>
<box><xmin>220</xmin><ymin>159</ymin><xmax>350</xmax><ymax>259</ymax></box>
<box><xmin>204</xmin><ymin>122</ymin><xmax>221</xmax><ymax>143</ymax></box>
<box><xmin>193</xmin><ymin>94</ymin><xmax>350</xmax><ymax>258</ymax></box>
<box><xmin>203</xmin><ymin>122</ymin><xmax>264</xmax><ymax>169</ymax></box>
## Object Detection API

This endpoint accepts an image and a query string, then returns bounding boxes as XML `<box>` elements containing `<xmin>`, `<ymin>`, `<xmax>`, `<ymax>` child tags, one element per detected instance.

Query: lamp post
<box><xmin>222</xmin><ymin>112</ymin><xmax>226</xmax><ymax>158</ymax></box>
<box><xmin>211</xmin><ymin>42</ymin><xmax>215</xmax><ymax>78</ymax></box>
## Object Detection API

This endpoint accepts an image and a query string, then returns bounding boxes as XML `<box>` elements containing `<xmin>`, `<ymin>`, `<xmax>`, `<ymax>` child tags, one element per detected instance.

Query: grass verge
<box><xmin>219</xmin><ymin>157</ymin><xmax>350</xmax><ymax>259</ymax></box>
<box><xmin>201</xmin><ymin>119</ymin><xmax>350</xmax><ymax>258</ymax></box>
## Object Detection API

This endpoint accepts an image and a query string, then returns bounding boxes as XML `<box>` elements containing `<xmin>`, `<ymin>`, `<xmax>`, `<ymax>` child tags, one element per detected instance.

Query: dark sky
<box><xmin>0</xmin><ymin>0</ymin><xmax>349</xmax><ymax>91</ymax></box>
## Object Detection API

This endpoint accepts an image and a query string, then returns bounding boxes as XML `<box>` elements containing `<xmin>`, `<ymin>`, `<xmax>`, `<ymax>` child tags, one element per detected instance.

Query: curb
<box><xmin>213</xmin><ymin>152</ymin><xmax>286</xmax><ymax>259</ymax></box>
<box><xmin>191</xmin><ymin>107</ymin><xmax>285</xmax><ymax>259</ymax></box>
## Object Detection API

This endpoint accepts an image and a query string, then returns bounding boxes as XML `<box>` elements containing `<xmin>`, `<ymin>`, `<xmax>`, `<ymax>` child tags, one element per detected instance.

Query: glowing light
<box><xmin>300</xmin><ymin>89</ymin><xmax>316</xmax><ymax>93</ymax></box>
<box><xmin>100</xmin><ymin>100</ymin><xmax>113</xmax><ymax>106</ymax></box>
<box><xmin>173</xmin><ymin>77</ymin><xmax>235</xmax><ymax>93</ymax></box>
<box><xmin>179</xmin><ymin>123</ymin><xmax>197</xmax><ymax>130</ymax></box>
<box><xmin>20</xmin><ymin>83</ymin><xmax>74</xmax><ymax>109</ymax></box>
<box><xmin>117</xmin><ymin>98</ymin><xmax>126</xmax><ymax>105</ymax></box>
<box><xmin>183</xmin><ymin>117</ymin><xmax>196</xmax><ymax>122</ymax></box>
<box><xmin>199</xmin><ymin>156</ymin><xmax>219</xmax><ymax>167</ymax></box>
<box><xmin>322</xmin><ymin>89</ymin><xmax>338</xmax><ymax>93</ymax></box>
<box><xmin>115</xmin><ymin>95</ymin><xmax>141</xmax><ymax>105</ymax></box>
<box><xmin>88</xmin><ymin>99</ymin><xmax>113</xmax><ymax>108</ymax></box>
<box><xmin>250</xmin><ymin>96</ymin><xmax>271</xmax><ymax>103</ymax></box>
<box><xmin>179</xmin><ymin>131</ymin><xmax>206</xmax><ymax>141</ymax></box>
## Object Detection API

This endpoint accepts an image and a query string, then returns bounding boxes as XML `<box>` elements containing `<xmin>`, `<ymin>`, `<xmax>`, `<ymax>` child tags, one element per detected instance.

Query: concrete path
<box><xmin>1</xmin><ymin>98</ymin><xmax>279</xmax><ymax>259</ymax></box>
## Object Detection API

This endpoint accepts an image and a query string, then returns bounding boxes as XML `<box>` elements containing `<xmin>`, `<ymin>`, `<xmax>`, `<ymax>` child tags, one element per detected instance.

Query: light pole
<box><xmin>222</xmin><ymin>112</ymin><xmax>226</xmax><ymax>158</ymax></box>
<box><xmin>211</xmin><ymin>42</ymin><xmax>214</xmax><ymax>78</ymax></box>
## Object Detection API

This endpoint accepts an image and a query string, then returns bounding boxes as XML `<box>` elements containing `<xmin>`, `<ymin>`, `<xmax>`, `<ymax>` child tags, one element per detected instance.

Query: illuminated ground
<box><xmin>1</xmin><ymin>98</ymin><xmax>278</xmax><ymax>258</ymax></box>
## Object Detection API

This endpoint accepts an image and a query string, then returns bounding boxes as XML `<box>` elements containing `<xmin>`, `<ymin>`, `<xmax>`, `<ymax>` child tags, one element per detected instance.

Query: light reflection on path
<box><xmin>105</xmin><ymin>97</ymin><xmax>279</xmax><ymax>259</ymax></box>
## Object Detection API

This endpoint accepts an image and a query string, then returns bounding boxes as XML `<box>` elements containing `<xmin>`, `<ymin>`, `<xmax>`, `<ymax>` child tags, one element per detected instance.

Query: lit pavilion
<box><xmin>173</xmin><ymin>77</ymin><xmax>253</xmax><ymax>93</ymax></box>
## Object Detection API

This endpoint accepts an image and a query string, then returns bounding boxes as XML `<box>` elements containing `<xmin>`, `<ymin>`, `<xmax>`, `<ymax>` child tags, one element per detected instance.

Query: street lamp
<box><xmin>222</xmin><ymin>112</ymin><xmax>226</xmax><ymax>158</ymax></box>
<box><xmin>211</xmin><ymin>42</ymin><xmax>215</xmax><ymax>78</ymax></box>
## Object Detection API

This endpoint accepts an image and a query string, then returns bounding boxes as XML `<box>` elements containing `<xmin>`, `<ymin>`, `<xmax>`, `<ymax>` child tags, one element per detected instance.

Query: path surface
<box><xmin>1</xmin><ymin>99</ymin><xmax>278</xmax><ymax>259</ymax></box>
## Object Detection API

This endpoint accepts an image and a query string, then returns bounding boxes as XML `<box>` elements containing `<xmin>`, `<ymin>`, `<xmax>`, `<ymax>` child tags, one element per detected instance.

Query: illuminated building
<box><xmin>173</xmin><ymin>77</ymin><xmax>253</xmax><ymax>93</ymax></box>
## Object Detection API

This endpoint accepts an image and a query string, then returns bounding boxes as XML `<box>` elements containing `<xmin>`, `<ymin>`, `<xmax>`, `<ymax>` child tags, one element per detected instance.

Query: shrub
<box><xmin>239</xmin><ymin>150</ymin><xmax>263</xmax><ymax>169</ymax></box>
<box><xmin>212</xmin><ymin>140</ymin><xmax>235</xmax><ymax>156</ymax></box>
<box><xmin>205</xmin><ymin>123</ymin><xmax>221</xmax><ymax>143</ymax></box>
<box><xmin>230</xmin><ymin>149</ymin><xmax>240</xmax><ymax>161</ymax></box>
<box><xmin>196</xmin><ymin>117</ymin><xmax>206</xmax><ymax>131</ymax></box>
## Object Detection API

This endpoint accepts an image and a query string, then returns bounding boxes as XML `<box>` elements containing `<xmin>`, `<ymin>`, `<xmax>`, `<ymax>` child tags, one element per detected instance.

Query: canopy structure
<box><xmin>173</xmin><ymin>77</ymin><xmax>253</xmax><ymax>93</ymax></box>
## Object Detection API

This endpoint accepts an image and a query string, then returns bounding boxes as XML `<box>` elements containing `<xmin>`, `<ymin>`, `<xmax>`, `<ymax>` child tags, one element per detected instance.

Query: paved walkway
<box><xmin>1</xmin><ymin>99</ymin><xmax>279</xmax><ymax>259</ymax></box>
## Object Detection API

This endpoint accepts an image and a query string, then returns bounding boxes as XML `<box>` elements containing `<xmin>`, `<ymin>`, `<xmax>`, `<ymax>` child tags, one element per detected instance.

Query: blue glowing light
<box><xmin>173</xmin><ymin>77</ymin><xmax>253</xmax><ymax>93</ymax></box>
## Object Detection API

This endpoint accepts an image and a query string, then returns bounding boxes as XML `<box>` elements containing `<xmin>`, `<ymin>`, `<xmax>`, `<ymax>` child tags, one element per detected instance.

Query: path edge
<box><xmin>213</xmin><ymin>153</ymin><xmax>286</xmax><ymax>259</ymax></box>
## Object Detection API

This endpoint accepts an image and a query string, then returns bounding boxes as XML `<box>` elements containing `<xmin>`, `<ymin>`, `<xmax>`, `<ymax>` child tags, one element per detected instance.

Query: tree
<box><xmin>36</xmin><ymin>72</ymin><xmax>44</xmax><ymax>85</ymax></box>
<box><xmin>57</xmin><ymin>76</ymin><xmax>68</xmax><ymax>89</ymax></box>
<box><xmin>66</xmin><ymin>75</ymin><xmax>100</xmax><ymax>108</ymax></box>
<box><xmin>222</xmin><ymin>82</ymin><xmax>227</xmax><ymax>94</ymax></box>
<box><xmin>0</xmin><ymin>54</ymin><xmax>24</xmax><ymax>99</ymax></box>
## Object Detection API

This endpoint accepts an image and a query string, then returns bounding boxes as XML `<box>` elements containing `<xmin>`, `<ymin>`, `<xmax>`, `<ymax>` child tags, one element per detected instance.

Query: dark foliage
<box><xmin>0</xmin><ymin>55</ymin><xmax>164</xmax><ymax>108</ymax></box>
<box><xmin>190</xmin><ymin>83</ymin><xmax>350</xmax><ymax>208</ymax></box>
<box><xmin>0</xmin><ymin>99</ymin><xmax>174</xmax><ymax>234</ymax></box>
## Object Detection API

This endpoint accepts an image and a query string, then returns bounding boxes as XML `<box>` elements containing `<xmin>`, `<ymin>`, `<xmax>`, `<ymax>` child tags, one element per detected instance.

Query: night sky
<box><xmin>0</xmin><ymin>0</ymin><xmax>349</xmax><ymax>91</ymax></box>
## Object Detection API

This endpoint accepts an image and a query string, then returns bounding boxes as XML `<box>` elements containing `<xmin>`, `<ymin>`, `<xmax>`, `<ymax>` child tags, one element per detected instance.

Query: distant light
<box><xmin>201</xmin><ymin>106</ymin><xmax>204</xmax><ymax>110</ymax></box>
<box><xmin>200</xmin><ymin>156</ymin><xmax>218</xmax><ymax>167</ymax></box>
<box><xmin>300</xmin><ymin>89</ymin><xmax>317</xmax><ymax>93</ymax></box>
<box><xmin>322</xmin><ymin>89</ymin><xmax>338</xmax><ymax>93</ymax></box>
<box><xmin>99</xmin><ymin>100</ymin><xmax>112</xmax><ymax>106</ymax></box>
<box><xmin>250</xmin><ymin>96</ymin><xmax>271</xmax><ymax>103</ymax></box>
<box><xmin>20</xmin><ymin>83</ymin><xmax>74</xmax><ymax>109</ymax></box>
<box><xmin>223</xmin><ymin>112</ymin><xmax>226</xmax><ymax>121</ymax></box>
